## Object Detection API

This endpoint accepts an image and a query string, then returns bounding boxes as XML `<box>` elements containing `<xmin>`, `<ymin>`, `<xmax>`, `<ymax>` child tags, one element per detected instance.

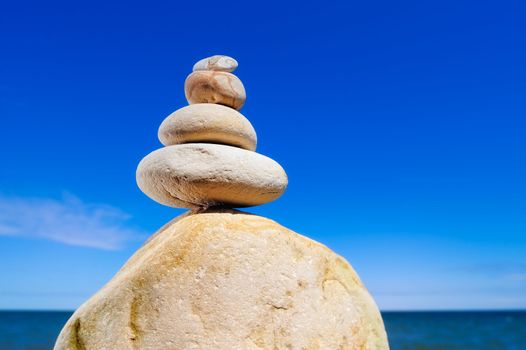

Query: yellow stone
<box><xmin>185</xmin><ymin>71</ymin><xmax>246</xmax><ymax>110</ymax></box>
<box><xmin>55</xmin><ymin>210</ymin><xmax>389</xmax><ymax>349</ymax></box>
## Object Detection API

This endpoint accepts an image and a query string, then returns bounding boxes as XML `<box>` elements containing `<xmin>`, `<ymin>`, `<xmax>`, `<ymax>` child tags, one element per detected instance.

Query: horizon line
<box><xmin>1</xmin><ymin>308</ymin><xmax>525</xmax><ymax>313</ymax></box>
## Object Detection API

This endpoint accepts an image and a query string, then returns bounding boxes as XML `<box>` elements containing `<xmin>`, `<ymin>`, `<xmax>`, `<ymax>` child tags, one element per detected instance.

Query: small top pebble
<box><xmin>193</xmin><ymin>55</ymin><xmax>238</xmax><ymax>73</ymax></box>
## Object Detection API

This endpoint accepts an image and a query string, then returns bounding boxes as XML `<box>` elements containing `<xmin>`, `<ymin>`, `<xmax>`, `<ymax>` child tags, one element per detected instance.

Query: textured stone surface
<box><xmin>193</xmin><ymin>55</ymin><xmax>238</xmax><ymax>72</ymax></box>
<box><xmin>158</xmin><ymin>103</ymin><xmax>257</xmax><ymax>151</ymax></box>
<box><xmin>54</xmin><ymin>210</ymin><xmax>389</xmax><ymax>350</ymax></box>
<box><xmin>185</xmin><ymin>71</ymin><xmax>246</xmax><ymax>110</ymax></box>
<box><xmin>136</xmin><ymin>143</ymin><xmax>287</xmax><ymax>208</ymax></box>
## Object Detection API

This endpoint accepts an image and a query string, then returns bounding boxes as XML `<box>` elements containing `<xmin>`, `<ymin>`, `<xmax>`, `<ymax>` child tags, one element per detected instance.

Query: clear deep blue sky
<box><xmin>1</xmin><ymin>0</ymin><xmax>525</xmax><ymax>311</ymax></box>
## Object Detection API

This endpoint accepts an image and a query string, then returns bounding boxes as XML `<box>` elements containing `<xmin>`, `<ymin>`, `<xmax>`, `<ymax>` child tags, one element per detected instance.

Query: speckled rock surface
<box><xmin>54</xmin><ymin>210</ymin><xmax>389</xmax><ymax>350</ymax></box>
<box><xmin>193</xmin><ymin>55</ymin><xmax>238</xmax><ymax>72</ymax></box>
<box><xmin>185</xmin><ymin>71</ymin><xmax>246</xmax><ymax>110</ymax></box>
<box><xmin>136</xmin><ymin>143</ymin><xmax>287</xmax><ymax>208</ymax></box>
<box><xmin>158</xmin><ymin>103</ymin><xmax>257</xmax><ymax>151</ymax></box>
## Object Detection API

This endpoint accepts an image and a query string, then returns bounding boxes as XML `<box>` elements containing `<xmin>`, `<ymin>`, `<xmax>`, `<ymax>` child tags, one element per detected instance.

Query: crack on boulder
<box><xmin>129</xmin><ymin>296</ymin><xmax>141</xmax><ymax>347</ymax></box>
<box><xmin>70</xmin><ymin>318</ymin><xmax>86</xmax><ymax>350</ymax></box>
<box><xmin>268</xmin><ymin>303</ymin><xmax>289</xmax><ymax>311</ymax></box>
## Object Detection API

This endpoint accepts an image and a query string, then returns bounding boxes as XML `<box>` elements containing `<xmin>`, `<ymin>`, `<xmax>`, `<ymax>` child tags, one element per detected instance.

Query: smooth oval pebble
<box><xmin>193</xmin><ymin>55</ymin><xmax>238</xmax><ymax>72</ymax></box>
<box><xmin>158</xmin><ymin>104</ymin><xmax>257</xmax><ymax>151</ymax></box>
<box><xmin>136</xmin><ymin>144</ymin><xmax>288</xmax><ymax>208</ymax></box>
<box><xmin>185</xmin><ymin>71</ymin><xmax>246</xmax><ymax>110</ymax></box>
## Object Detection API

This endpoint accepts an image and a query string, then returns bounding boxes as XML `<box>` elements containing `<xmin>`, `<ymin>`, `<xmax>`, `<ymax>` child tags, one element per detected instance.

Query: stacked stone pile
<box><xmin>54</xmin><ymin>55</ymin><xmax>389</xmax><ymax>350</ymax></box>
<box><xmin>136</xmin><ymin>55</ymin><xmax>288</xmax><ymax>209</ymax></box>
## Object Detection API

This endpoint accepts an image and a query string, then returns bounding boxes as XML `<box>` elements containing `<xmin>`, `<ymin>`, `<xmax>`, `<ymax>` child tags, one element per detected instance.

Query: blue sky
<box><xmin>1</xmin><ymin>0</ymin><xmax>525</xmax><ymax>311</ymax></box>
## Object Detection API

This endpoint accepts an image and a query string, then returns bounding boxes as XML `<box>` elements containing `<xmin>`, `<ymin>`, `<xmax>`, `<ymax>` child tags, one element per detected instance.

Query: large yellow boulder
<box><xmin>55</xmin><ymin>210</ymin><xmax>388</xmax><ymax>349</ymax></box>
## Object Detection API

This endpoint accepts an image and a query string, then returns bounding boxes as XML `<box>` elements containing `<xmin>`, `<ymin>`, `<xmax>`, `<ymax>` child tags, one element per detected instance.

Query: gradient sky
<box><xmin>1</xmin><ymin>0</ymin><xmax>525</xmax><ymax>311</ymax></box>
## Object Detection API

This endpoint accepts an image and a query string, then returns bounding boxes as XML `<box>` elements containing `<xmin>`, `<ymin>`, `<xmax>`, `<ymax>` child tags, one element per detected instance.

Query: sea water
<box><xmin>0</xmin><ymin>311</ymin><xmax>524</xmax><ymax>349</ymax></box>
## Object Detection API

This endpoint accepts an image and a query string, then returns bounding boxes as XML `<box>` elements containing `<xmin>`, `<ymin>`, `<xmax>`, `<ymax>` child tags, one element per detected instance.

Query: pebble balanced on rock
<box><xmin>136</xmin><ymin>56</ymin><xmax>288</xmax><ymax>208</ymax></box>
<box><xmin>55</xmin><ymin>56</ymin><xmax>389</xmax><ymax>350</ymax></box>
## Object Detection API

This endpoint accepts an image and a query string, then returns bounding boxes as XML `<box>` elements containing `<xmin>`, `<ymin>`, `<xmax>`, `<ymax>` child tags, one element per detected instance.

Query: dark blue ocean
<box><xmin>0</xmin><ymin>311</ymin><xmax>524</xmax><ymax>349</ymax></box>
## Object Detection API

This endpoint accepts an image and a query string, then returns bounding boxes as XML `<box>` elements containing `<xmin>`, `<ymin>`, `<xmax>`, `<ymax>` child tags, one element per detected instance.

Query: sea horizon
<box><xmin>2</xmin><ymin>308</ymin><xmax>525</xmax><ymax>313</ymax></box>
<box><xmin>2</xmin><ymin>310</ymin><xmax>525</xmax><ymax>349</ymax></box>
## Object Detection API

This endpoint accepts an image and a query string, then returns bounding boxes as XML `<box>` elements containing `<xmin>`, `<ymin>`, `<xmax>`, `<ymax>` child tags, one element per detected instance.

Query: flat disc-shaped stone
<box><xmin>158</xmin><ymin>104</ymin><xmax>257</xmax><ymax>151</ymax></box>
<box><xmin>136</xmin><ymin>144</ymin><xmax>287</xmax><ymax>208</ymax></box>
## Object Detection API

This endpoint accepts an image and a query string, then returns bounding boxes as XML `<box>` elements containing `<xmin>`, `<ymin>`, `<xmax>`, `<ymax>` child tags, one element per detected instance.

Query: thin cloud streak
<box><xmin>507</xmin><ymin>273</ymin><xmax>526</xmax><ymax>282</ymax></box>
<box><xmin>0</xmin><ymin>193</ymin><xmax>146</xmax><ymax>249</ymax></box>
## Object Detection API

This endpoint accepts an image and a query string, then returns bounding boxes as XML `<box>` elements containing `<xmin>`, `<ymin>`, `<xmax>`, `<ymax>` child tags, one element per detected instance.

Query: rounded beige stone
<box><xmin>185</xmin><ymin>71</ymin><xmax>246</xmax><ymax>110</ymax></box>
<box><xmin>136</xmin><ymin>143</ymin><xmax>287</xmax><ymax>208</ymax></box>
<box><xmin>54</xmin><ymin>210</ymin><xmax>389</xmax><ymax>350</ymax></box>
<box><xmin>158</xmin><ymin>103</ymin><xmax>257</xmax><ymax>151</ymax></box>
<box><xmin>193</xmin><ymin>55</ymin><xmax>238</xmax><ymax>72</ymax></box>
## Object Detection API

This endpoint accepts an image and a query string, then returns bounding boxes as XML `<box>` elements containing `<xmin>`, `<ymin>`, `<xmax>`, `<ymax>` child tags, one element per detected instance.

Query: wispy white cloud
<box><xmin>506</xmin><ymin>273</ymin><xmax>526</xmax><ymax>282</ymax></box>
<box><xmin>0</xmin><ymin>193</ymin><xmax>146</xmax><ymax>250</ymax></box>
<box><xmin>455</xmin><ymin>263</ymin><xmax>526</xmax><ymax>283</ymax></box>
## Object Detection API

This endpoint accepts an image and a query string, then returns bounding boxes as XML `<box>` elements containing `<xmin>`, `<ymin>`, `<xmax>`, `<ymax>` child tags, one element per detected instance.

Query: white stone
<box><xmin>193</xmin><ymin>55</ymin><xmax>238</xmax><ymax>72</ymax></box>
<box><xmin>158</xmin><ymin>103</ymin><xmax>257</xmax><ymax>151</ymax></box>
<box><xmin>54</xmin><ymin>210</ymin><xmax>389</xmax><ymax>350</ymax></box>
<box><xmin>136</xmin><ymin>143</ymin><xmax>287</xmax><ymax>208</ymax></box>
